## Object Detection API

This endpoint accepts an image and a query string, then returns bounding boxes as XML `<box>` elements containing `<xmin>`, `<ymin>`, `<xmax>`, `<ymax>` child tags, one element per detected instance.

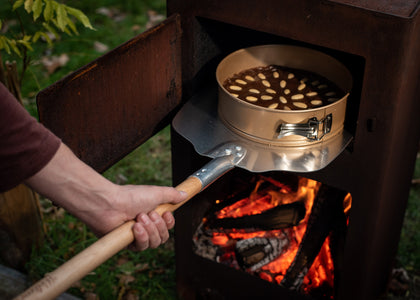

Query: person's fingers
<box><xmin>162</xmin><ymin>211</ymin><xmax>175</xmax><ymax>230</ymax></box>
<box><xmin>149</xmin><ymin>211</ymin><xmax>169</xmax><ymax>244</ymax></box>
<box><xmin>105</xmin><ymin>185</ymin><xmax>186</xmax><ymax>252</ymax></box>
<box><xmin>130</xmin><ymin>211</ymin><xmax>175</xmax><ymax>251</ymax></box>
<box><xmin>138</xmin><ymin>212</ymin><xmax>161</xmax><ymax>249</ymax></box>
<box><xmin>132</xmin><ymin>221</ymin><xmax>149</xmax><ymax>251</ymax></box>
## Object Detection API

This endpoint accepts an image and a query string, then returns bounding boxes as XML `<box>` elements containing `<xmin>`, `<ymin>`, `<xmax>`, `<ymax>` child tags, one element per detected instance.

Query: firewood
<box><xmin>280</xmin><ymin>184</ymin><xmax>347</xmax><ymax>290</ymax></box>
<box><xmin>206</xmin><ymin>201</ymin><xmax>306</xmax><ymax>231</ymax></box>
<box><xmin>235</xmin><ymin>234</ymin><xmax>289</xmax><ymax>271</ymax></box>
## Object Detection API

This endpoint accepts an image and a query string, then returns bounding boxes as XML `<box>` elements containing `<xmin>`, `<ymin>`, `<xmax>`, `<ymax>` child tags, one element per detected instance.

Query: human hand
<box><xmin>25</xmin><ymin>143</ymin><xmax>188</xmax><ymax>252</ymax></box>
<box><xmin>86</xmin><ymin>184</ymin><xmax>187</xmax><ymax>251</ymax></box>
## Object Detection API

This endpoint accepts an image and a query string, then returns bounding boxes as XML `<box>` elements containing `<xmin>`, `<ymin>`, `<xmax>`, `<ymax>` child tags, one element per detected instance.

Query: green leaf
<box><xmin>65</xmin><ymin>6</ymin><xmax>95</xmax><ymax>30</ymax></box>
<box><xmin>32</xmin><ymin>0</ymin><xmax>43</xmax><ymax>21</ymax></box>
<box><xmin>6</xmin><ymin>38</ymin><xmax>21</xmax><ymax>56</ymax></box>
<box><xmin>0</xmin><ymin>36</ymin><xmax>10</xmax><ymax>54</ymax></box>
<box><xmin>0</xmin><ymin>36</ymin><xmax>17</xmax><ymax>56</ymax></box>
<box><xmin>50</xmin><ymin>0</ymin><xmax>58</xmax><ymax>10</ymax></box>
<box><xmin>42</xmin><ymin>21</ymin><xmax>59</xmax><ymax>38</ymax></box>
<box><xmin>56</xmin><ymin>3</ymin><xmax>67</xmax><ymax>31</ymax></box>
<box><xmin>62</xmin><ymin>25</ymin><xmax>71</xmax><ymax>36</ymax></box>
<box><xmin>41</xmin><ymin>32</ymin><xmax>53</xmax><ymax>45</ymax></box>
<box><xmin>24</xmin><ymin>0</ymin><xmax>34</xmax><ymax>13</ymax></box>
<box><xmin>33</xmin><ymin>31</ymin><xmax>52</xmax><ymax>45</ymax></box>
<box><xmin>17</xmin><ymin>38</ymin><xmax>34</xmax><ymax>51</ymax></box>
<box><xmin>12</xmin><ymin>0</ymin><xmax>24</xmax><ymax>11</ymax></box>
<box><xmin>32</xmin><ymin>31</ymin><xmax>42</xmax><ymax>42</ymax></box>
<box><xmin>65</xmin><ymin>16</ymin><xmax>78</xmax><ymax>35</ymax></box>
<box><xmin>43</xmin><ymin>0</ymin><xmax>53</xmax><ymax>21</ymax></box>
<box><xmin>22</xmin><ymin>35</ymin><xmax>32</xmax><ymax>42</ymax></box>
<box><xmin>51</xmin><ymin>18</ymin><xmax>71</xmax><ymax>36</ymax></box>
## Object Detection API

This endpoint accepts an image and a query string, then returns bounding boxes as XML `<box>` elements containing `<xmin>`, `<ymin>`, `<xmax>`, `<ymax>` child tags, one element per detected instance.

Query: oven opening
<box><xmin>192</xmin><ymin>172</ymin><xmax>351</xmax><ymax>299</ymax></box>
<box><xmin>193</xmin><ymin>17</ymin><xmax>366</xmax><ymax>147</ymax></box>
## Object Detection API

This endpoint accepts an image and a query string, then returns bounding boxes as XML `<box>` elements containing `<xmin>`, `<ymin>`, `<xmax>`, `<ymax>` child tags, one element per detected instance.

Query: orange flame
<box><xmin>208</xmin><ymin>176</ymin><xmax>351</xmax><ymax>296</ymax></box>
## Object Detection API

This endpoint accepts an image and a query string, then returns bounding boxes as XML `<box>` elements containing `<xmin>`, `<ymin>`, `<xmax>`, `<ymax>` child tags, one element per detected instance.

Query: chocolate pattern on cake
<box><xmin>222</xmin><ymin>65</ymin><xmax>345</xmax><ymax>110</ymax></box>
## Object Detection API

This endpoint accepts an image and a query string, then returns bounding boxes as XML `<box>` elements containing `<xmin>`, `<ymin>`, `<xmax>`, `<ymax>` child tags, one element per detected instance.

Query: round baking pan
<box><xmin>216</xmin><ymin>44</ymin><xmax>353</xmax><ymax>147</ymax></box>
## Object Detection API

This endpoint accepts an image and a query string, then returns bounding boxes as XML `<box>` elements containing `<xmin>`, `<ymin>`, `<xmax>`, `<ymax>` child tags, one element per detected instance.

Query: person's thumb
<box><xmin>158</xmin><ymin>187</ymin><xmax>188</xmax><ymax>205</ymax></box>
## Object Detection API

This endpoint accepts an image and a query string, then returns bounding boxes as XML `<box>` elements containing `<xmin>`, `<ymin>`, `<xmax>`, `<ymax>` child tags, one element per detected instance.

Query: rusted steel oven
<box><xmin>37</xmin><ymin>1</ymin><xmax>420</xmax><ymax>300</ymax></box>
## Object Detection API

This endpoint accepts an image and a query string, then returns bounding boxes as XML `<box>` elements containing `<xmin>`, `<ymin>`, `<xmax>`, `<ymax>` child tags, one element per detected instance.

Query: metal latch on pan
<box><xmin>277</xmin><ymin>114</ymin><xmax>333</xmax><ymax>141</ymax></box>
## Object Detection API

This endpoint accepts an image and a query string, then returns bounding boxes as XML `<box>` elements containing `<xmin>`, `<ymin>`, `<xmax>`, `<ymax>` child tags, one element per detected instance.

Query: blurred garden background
<box><xmin>0</xmin><ymin>0</ymin><xmax>419</xmax><ymax>299</ymax></box>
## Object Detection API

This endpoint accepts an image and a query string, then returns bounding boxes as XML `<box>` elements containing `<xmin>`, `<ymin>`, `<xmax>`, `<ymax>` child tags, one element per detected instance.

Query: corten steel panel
<box><xmin>37</xmin><ymin>14</ymin><xmax>182</xmax><ymax>172</ymax></box>
<box><xmin>167</xmin><ymin>1</ymin><xmax>420</xmax><ymax>300</ymax></box>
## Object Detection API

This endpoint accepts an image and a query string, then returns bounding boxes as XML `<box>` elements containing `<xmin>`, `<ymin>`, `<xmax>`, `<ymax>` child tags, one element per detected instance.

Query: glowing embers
<box><xmin>193</xmin><ymin>174</ymin><xmax>351</xmax><ymax>298</ymax></box>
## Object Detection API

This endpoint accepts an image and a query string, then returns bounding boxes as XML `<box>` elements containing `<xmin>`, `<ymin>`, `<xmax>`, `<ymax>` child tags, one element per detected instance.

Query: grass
<box><xmin>26</xmin><ymin>128</ymin><xmax>175</xmax><ymax>299</ymax></box>
<box><xmin>1</xmin><ymin>0</ymin><xmax>419</xmax><ymax>298</ymax></box>
<box><xmin>397</xmin><ymin>155</ymin><xmax>420</xmax><ymax>271</ymax></box>
<box><xmin>2</xmin><ymin>0</ymin><xmax>178</xmax><ymax>299</ymax></box>
<box><xmin>103</xmin><ymin>126</ymin><xmax>172</xmax><ymax>187</ymax></box>
<box><xmin>1</xmin><ymin>0</ymin><xmax>166</xmax><ymax>117</ymax></box>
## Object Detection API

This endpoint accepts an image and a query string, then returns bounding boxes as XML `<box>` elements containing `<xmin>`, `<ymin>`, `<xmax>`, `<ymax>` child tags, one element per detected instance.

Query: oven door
<box><xmin>36</xmin><ymin>14</ymin><xmax>182</xmax><ymax>172</ymax></box>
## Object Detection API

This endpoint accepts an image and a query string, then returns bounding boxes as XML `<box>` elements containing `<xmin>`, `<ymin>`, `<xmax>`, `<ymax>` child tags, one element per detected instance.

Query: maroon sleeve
<box><xmin>0</xmin><ymin>83</ymin><xmax>61</xmax><ymax>192</ymax></box>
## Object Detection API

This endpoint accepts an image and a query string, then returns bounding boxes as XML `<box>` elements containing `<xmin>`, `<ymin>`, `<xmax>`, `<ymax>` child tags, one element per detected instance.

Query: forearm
<box><xmin>25</xmin><ymin>143</ymin><xmax>121</xmax><ymax>229</ymax></box>
<box><xmin>24</xmin><ymin>142</ymin><xmax>187</xmax><ymax>250</ymax></box>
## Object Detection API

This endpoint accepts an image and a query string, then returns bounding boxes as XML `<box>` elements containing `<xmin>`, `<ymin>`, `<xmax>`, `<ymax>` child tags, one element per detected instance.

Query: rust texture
<box><xmin>37</xmin><ymin>14</ymin><xmax>182</xmax><ymax>172</ymax></box>
<box><xmin>34</xmin><ymin>0</ymin><xmax>420</xmax><ymax>298</ymax></box>
<box><xmin>166</xmin><ymin>1</ymin><xmax>420</xmax><ymax>300</ymax></box>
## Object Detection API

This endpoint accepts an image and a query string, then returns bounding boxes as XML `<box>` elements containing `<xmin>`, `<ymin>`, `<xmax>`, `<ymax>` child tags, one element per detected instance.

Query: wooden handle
<box><xmin>155</xmin><ymin>176</ymin><xmax>202</xmax><ymax>215</ymax></box>
<box><xmin>15</xmin><ymin>176</ymin><xmax>203</xmax><ymax>300</ymax></box>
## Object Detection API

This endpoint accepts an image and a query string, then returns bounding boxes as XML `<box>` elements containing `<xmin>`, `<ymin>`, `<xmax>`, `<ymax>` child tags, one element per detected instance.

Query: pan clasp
<box><xmin>277</xmin><ymin>114</ymin><xmax>332</xmax><ymax>141</ymax></box>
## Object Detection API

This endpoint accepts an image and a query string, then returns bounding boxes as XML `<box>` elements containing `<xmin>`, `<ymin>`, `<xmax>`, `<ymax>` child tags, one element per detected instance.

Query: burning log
<box><xmin>193</xmin><ymin>175</ymin><xmax>350</xmax><ymax>296</ymax></box>
<box><xmin>280</xmin><ymin>184</ymin><xmax>348</xmax><ymax>291</ymax></box>
<box><xmin>235</xmin><ymin>234</ymin><xmax>289</xmax><ymax>271</ymax></box>
<box><xmin>206</xmin><ymin>174</ymin><xmax>294</xmax><ymax>213</ymax></box>
<box><xmin>206</xmin><ymin>201</ymin><xmax>306</xmax><ymax>231</ymax></box>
